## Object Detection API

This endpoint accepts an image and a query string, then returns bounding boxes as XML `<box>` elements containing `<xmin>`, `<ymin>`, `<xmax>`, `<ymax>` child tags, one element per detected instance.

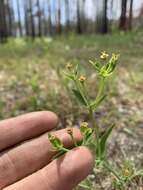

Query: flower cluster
<box><xmin>48</xmin><ymin>133</ymin><xmax>63</xmax><ymax>151</ymax></box>
<box><xmin>48</xmin><ymin>122</ymin><xmax>93</xmax><ymax>154</ymax></box>
<box><xmin>89</xmin><ymin>52</ymin><xmax>120</xmax><ymax>77</ymax></box>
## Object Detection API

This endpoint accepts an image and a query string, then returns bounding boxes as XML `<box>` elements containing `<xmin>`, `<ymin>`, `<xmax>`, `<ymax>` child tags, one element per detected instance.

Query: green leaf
<box><xmin>89</xmin><ymin>60</ymin><xmax>101</xmax><ymax>72</ymax></box>
<box><xmin>78</xmin><ymin>183</ymin><xmax>91</xmax><ymax>189</ymax></box>
<box><xmin>63</xmin><ymin>71</ymin><xmax>75</xmax><ymax>81</ymax></box>
<box><xmin>74</xmin><ymin>63</ymin><xmax>79</xmax><ymax>75</ymax></box>
<box><xmin>72</xmin><ymin>89</ymin><xmax>88</xmax><ymax>106</ymax></box>
<box><xmin>99</xmin><ymin>124</ymin><xmax>115</xmax><ymax>158</ymax></box>
<box><xmin>91</xmin><ymin>94</ymin><xmax>107</xmax><ymax>110</ymax></box>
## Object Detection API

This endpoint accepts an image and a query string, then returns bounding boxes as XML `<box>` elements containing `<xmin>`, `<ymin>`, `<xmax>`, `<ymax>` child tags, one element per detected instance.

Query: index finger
<box><xmin>0</xmin><ymin>111</ymin><xmax>58</xmax><ymax>151</ymax></box>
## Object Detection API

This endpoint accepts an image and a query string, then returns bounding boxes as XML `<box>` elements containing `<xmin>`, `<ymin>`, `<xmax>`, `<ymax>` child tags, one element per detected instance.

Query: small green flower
<box><xmin>89</xmin><ymin>52</ymin><xmax>119</xmax><ymax>78</ymax></box>
<box><xmin>80</xmin><ymin>122</ymin><xmax>93</xmax><ymax>142</ymax></box>
<box><xmin>66</xmin><ymin>63</ymin><xmax>73</xmax><ymax>70</ymax></box>
<box><xmin>122</xmin><ymin>169</ymin><xmax>130</xmax><ymax>177</ymax></box>
<box><xmin>103</xmin><ymin>53</ymin><xmax>120</xmax><ymax>75</ymax></box>
<box><xmin>100</xmin><ymin>51</ymin><xmax>109</xmax><ymax>60</ymax></box>
<box><xmin>48</xmin><ymin>133</ymin><xmax>63</xmax><ymax>151</ymax></box>
<box><xmin>80</xmin><ymin>122</ymin><xmax>89</xmax><ymax>133</ymax></box>
<box><xmin>78</xmin><ymin>75</ymin><xmax>86</xmax><ymax>83</ymax></box>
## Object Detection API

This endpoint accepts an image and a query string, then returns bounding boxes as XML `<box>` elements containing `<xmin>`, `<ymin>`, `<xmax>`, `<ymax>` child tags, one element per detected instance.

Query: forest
<box><xmin>0</xmin><ymin>0</ymin><xmax>143</xmax><ymax>42</ymax></box>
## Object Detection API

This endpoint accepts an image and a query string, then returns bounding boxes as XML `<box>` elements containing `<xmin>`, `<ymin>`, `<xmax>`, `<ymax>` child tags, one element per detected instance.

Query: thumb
<box><xmin>4</xmin><ymin>147</ymin><xmax>94</xmax><ymax>190</ymax></box>
<box><xmin>45</xmin><ymin>146</ymin><xmax>94</xmax><ymax>190</ymax></box>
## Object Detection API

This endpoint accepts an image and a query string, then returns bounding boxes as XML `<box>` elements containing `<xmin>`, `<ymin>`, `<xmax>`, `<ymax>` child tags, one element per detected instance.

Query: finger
<box><xmin>4</xmin><ymin>147</ymin><xmax>94</xmax><ymax>190</ymax></box>
<box><xmin>0</xmin><ymin>128</ymin><xmax>82</xmax><ymax>189</ymax></box>
<box><xmin>0</xmin><ymin>111</ymin><xmax>58</xmax><ymax>151</ymax></box>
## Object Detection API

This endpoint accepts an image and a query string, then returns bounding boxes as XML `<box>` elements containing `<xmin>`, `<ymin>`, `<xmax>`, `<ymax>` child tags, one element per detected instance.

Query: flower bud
<box><xmin>79</xmin><ymin>76</ymin><xmax>86</xmax><ymax>83</ymax></box>
<box><xmin>122</xmin><ymin>169</ymin><xmax>130</xmax><ymax>177</ymax></box>
<box><xmin>80</xmin><ymin>122</ymin><xmax>89</xmax><ymax>134</ymax></box>
<box><xmin>66</xmin><ymin>63</ymin><xmax>73</xmax><ymax>70</ymax></box>
<box><xmin>66</xmin><ymin>127</ymin><xmax>73</xmax><ymax>135</ymax></box>
<box><xmin>100</xmin><ymin>51</ymin><xmax>109</xmax><ymax>60</ymax></box>
<box><xmin>48</xmin><ymin>133</ymin><xmax>63</xmax><ymax>150</ymax></box>
<box><xmin>80</xmin><ymin>122</ymin><xmax>88</xmax><ymax>128</ymax></box>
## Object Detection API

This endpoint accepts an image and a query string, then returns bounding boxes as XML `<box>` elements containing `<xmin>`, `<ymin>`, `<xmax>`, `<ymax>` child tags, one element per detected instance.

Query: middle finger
<box><xmin>0</xmin><ymin>128</ymin><xmax>82</xmax><ymax>189</ymax></box>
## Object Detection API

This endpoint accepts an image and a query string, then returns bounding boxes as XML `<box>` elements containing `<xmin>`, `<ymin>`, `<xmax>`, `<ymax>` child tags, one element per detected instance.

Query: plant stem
<box><xmin>78</xmin><ymin>184</ymin><xmax>90</xmax><ymax>189</ymax></box>
<box><xmin>103</xmin><ymin>161</ymin><xmax>122</xmax><ymax>182</ymax></box>
<box><xmin>89</xmin><ymin>108</ymin><xmax>101</xmax><ymax>157</ymax></box>
<box><xmin>89</xmin><ymin>76</ymin><xmax>105</xmax><ymax>158</ymax></box>
<box><xmin>61</xmin><ymin>147</ymin><xmax>69</xmax><ymax>152</ymax></box>
<box><xmin>96</xmin><ymin>76</ymin><xmax>105</xmax><ymax>101</ymax></box>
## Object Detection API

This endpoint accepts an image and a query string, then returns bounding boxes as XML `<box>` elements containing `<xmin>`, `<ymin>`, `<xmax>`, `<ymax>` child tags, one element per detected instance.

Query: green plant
<box><xmin>48</xmin><ymin>51</ymin><xmax>142</xmax><ymax>189</ymax></box>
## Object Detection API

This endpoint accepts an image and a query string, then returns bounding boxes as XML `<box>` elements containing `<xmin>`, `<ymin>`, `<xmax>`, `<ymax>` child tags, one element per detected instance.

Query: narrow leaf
<box><xmin>72</xmin><ymin>89</ymin><xmax>88</xmax><ymax>106</ymax></box>
<box><xmin>100</xmin><ymin>124</ymin><xmax>115</xmax><ymax>157</ymax></box>
<box><xmin>63</xmin><ymin>72</ymin><xmax>75</xmax><ymax>81</ymax></box>
<box><xmin>91</xmin><ymin>94</ymin><xmax>107</xmax><ymax>110</ymax></box>
<box><xmin>89</xmin><ymin>60</ymin><xmax>101</xmax><ymax>72</ymax></box>
<box><xmin>84</xmin><ymin>128</ymin><xmax>93</xmax><ymax>142</ymax></box>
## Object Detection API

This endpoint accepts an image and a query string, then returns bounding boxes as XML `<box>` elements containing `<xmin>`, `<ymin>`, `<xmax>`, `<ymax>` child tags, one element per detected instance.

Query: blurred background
<box><xmin>0</xmin><ymin>0</ymin><xmax>143</xmax><ymax>40</ymax></box>
<box><xmin>0</xmin><ymin>0</ymin><xmax>143</xmax><ymax>189</ymax></box>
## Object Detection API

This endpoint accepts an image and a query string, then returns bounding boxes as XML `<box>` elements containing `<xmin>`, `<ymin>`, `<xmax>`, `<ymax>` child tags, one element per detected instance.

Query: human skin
<box><xmin>0</xmin><ymin>111</ymin><xmax>94</xmax><ymax>190</ymax></box>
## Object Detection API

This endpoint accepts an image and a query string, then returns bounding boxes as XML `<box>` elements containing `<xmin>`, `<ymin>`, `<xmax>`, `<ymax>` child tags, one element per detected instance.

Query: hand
<box><xmin>0</xmin><ymin>111</ymin><xmax>93</xmax><ymax>190</ymax></box>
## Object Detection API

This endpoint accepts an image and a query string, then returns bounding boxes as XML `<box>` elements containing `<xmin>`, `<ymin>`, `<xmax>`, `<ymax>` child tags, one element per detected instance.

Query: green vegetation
<box><xmin>0</xmin><ymin>31</ymin><xmax>143</xmax><ymax>189</ymax></box>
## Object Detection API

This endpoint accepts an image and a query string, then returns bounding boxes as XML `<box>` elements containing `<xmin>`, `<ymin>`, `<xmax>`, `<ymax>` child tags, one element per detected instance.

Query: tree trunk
<box><xmin>47</xmin><ymin>0</ymin><xmax>52</xmax><ymax>35</ymax></box>
<box><xmin>7</xmin><ymin>0</ymin><xmax>14</xmax><ymax>36</ymax></box>
<box><xmin>81</xmin><ymin>0</ymin><xmax>86</xmax><ymax>33</ymax></box>
<box><xmin>102</xmin><ymin>0</ymin><xmax>108</xmax><ymax>33</ymax></box>
<box><xmin>57</xmin><ymin>0</ymin><xmax>62</xmax><ymax>34</ymax></box>
<box><xmin>37</xmin><ymin>0</ymin><xmax>42</xmax><ymax>37</ymax></box>
<box><xmin>0</xmin><ymin>0</ymin><xmax>8</xmax><ymax>42</ymax></box>
<box><xmin>24</xmin><ymin>1</ymin><xmax>29</xmax><ymax>36</ymax></box>
<box><xmin>76</xmin><ymin>0</ymin><xmax>82</xmax><ymax>34</ymax></box>
<box><xmin>119</xmin><ymin>0</ymin><xmax>128</xmax><ymax>30</ymax></box>
<box><xmin>65</xmin><ymin>0</ymin><xmax>70</xmax><ymax>32</ymax></box>
<box><xmin>128</xmin><ymin>0</ymin><xmax>133</xmax><ymax>30</ymax></box>
<box><xmin>17</xmin><ymin>0</ymin><xmax>23</xmax><ymax>37</ymax></box>
<box><xmin>29</xmin><ymin>0</ymin><xmax>35</xmax><ymax>39</ymax></box>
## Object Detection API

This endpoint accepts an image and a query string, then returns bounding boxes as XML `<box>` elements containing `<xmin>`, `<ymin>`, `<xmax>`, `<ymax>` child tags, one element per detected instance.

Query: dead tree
<box><xmin>65</xmin><ymin>0</ymin><xmax>70</xmax><ymax>32</ymax></box>
<box><xmin>128</xmin><ymin>0</ymin><xmax>133</xmax><ymax>30</ymax></box>
<box><xmin>24</xmin><ymin>0</ymin><xmax>29</xmax><ymax>36</ymax></box>
<box><xmin>0</xmin><ymin>0</ymin><xmax>8</xmax><ymax>42</ymax></box>
<box><xmin>37</xmin><ymin>0</ymin><xmax>42</xmax><ymax>37</ymax></box>
<box><xmin>29</xmin><ymin>0</ymin><xmax>35</xmax><ymax>38</ymax></box>
<box><xmin>57</xmin><ymin>0</ymin><xmax>62</xmax><ymax>34</ymax></box>
<box><xmin>47</xmin><ymin>0</ymin><xmax>52</xmax><ymax>35</ymax></box>
<box><xmin>119</xmin><ymin>0</ymin><xmax>128</xmax><ymax>30</ymax></box>
<box><xmin>102</xmin><ymin>0</ymin><xmax>108</xmax><ymax>33</ymax></box>
<box><xmin>17</xmin><ymin>0</ymin><xmax>23</xmax><ymax>36</ymax></box>
<box><xmin>76</xmin><ymin>0</ymin><xmax>82</xmax><ymax>34</ymax></box>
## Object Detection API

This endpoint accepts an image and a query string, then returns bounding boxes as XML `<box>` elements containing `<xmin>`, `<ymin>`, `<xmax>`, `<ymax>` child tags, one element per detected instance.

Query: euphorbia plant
<box><xmin>48</xmin><ymin>51</ymin><xmax>142</xmax><ymax>189</ymax></box>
